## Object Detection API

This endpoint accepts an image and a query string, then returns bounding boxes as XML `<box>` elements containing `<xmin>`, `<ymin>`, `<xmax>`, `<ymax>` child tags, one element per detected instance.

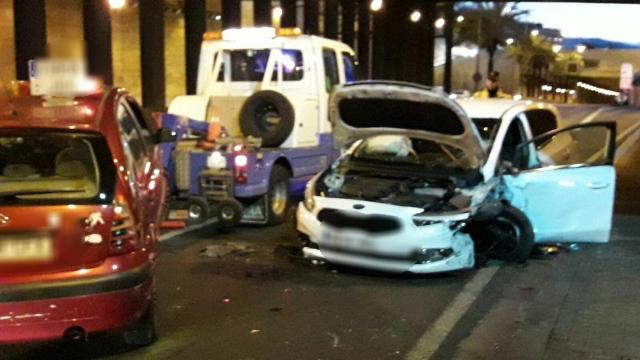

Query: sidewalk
<box><xmin>432</xmin><ymin>214</ymin><xmax>640</xmax><ymax>360</ymax></box>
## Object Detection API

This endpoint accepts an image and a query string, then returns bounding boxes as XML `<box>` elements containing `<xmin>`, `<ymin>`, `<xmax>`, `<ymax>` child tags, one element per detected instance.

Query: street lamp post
<box><xmin>368</xmin><ymin>0</ymin><xmax>383</xmax><ymax>79</ymax></box>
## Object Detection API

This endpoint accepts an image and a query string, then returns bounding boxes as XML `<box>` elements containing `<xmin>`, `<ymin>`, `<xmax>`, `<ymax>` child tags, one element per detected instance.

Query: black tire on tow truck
<box><xmin>468</xmin><ymin>204</ymin><xmax>534</xmax><ymax>263</ymax></box>
<box><xmin>266</xmin><ymin>165</ymin><xmax>291</xmax><ymax>225</ymax></box>
<box><xmin>185</xmin><ymin>196</ymin><xmax>209</xmax><ymax>225</ymax></box>
<box><xmin>239</xmin><ymin>90</ymin><xmax>295</xmax><ymax>147</ymax></box>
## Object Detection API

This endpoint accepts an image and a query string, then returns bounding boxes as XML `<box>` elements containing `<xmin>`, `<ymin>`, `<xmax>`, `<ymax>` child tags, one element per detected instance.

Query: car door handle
<box><xmin>587</xmin><ymin>182</ymin><xmax>609</xmax><ymax>189</ymax></box>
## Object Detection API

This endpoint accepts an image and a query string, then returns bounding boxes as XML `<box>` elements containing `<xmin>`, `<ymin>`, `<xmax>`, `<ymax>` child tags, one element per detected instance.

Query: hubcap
<box><xmin>221</xmin><ymin>206</ymin><xmax>235</xmax><ymax>221</ymax></box>
<box><xmin>271</xmin><ymin>182</ymin><xmax>288</xmax><ymax>215</ymax></box>
<box><xmin>489</xmin><ymin>216</ymin><xmax>522</xmax><ymax>256</ymax></box>
<box><xmin>188</xmin><ymin>204</ymin><xmax>202</xmax><ymax>219</ymax></box>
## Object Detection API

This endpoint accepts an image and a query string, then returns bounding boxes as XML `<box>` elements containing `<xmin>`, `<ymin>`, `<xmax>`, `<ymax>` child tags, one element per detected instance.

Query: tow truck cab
<box><xmin>164</xmin><ymin>28</ymin><xmax>359</xmax><ymax>226</ymax></box>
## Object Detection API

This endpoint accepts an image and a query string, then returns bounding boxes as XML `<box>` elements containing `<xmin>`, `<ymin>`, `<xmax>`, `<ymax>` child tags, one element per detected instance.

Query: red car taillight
<box><xmin>234</xmin><ymin>154</ymin><xmax>248</xmax><ymax>183</ymax></box>
<box><xmin>109</xmin><ymin>202</ymin><xmax>140</xmax><ymax>255</ymax></box>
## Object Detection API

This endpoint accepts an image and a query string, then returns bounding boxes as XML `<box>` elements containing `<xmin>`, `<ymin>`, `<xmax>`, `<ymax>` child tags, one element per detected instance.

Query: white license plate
<box><xmin>321</xmin><ymin>230</ymin><xmax>372</xmax><ymax>250</ymax></box>
<box><xmin>0</xmin><ymin>234</ymin><xmax>53</xmax><ymax>262</ymax></box>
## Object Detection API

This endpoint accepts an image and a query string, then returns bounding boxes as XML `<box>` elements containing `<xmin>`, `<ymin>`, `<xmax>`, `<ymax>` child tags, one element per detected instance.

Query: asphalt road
<box><xmin>3</xmin><ymin>104</ymin><xmax>640</xmax><ymax>360</ymax></box>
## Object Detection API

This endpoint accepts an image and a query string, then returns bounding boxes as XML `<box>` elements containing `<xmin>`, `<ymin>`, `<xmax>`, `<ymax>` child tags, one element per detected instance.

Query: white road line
<box><xmin>159</xmin><ymin>218</ymin><xmax>218</xmax><ymax>243</ymax></box>
<box><xmin>405</xmin><ymin>266</ymin><xmax>500</xmax><ymax>360</ymax></box>
<box><xmin>579</xmin><ymin>108</ymin><xmax>605</xmax><ymax>124</ymax></box>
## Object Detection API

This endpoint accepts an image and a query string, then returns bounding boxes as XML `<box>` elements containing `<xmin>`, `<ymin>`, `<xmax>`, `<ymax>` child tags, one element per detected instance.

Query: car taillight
<box><xmin>109</xmin><ymin>202</ymin><xmax>140</xmax><ymax>255</ymax></box>
<box><xmin>234</xmin><ymin>154</ymin><xmax>248</xmax><ymax>183</ymax></box>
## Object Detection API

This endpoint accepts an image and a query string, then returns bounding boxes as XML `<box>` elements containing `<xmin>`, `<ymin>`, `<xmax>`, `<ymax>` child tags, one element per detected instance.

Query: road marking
<box><xmin>579</xmin><ymin>108</ymin><xmax>605</xmax><ymax>124</ymax></box>
<box><xmin>405</xmin><ymin>266</ymin><xmax>500</xmax><ymax>360</ymax></box>
<box><xmin>159</xmin><ymin>218</ymin><xmax>218</xmax><ymax>242</ymax></box>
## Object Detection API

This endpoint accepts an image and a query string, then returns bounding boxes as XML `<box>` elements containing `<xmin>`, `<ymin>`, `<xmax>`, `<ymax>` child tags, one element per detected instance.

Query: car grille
<box><xmin>316</xmin><ymin>209</ymin><xmax>401</xmax><ymax>234</ymax></box>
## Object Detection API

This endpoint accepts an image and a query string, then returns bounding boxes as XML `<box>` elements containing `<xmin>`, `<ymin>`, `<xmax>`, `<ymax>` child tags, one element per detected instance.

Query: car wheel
<box><xmin>123</xmin><ymin>301</ymin><xmax>157</xmax><ymax>347</ymax></box>
<box><xmin>239</xmin><ymin>91</ymin><xmax>295</xmax><ymax>147</ymax></box>
<box><xmin>266</xmin><ymin>165</ymin><xmax>290</xmax><ymax>225</ymax></box>
<box><xmin>186</xmin><ymin>196</ymin><xmax>209</xmax><ymax>225</ymax></box>
<box><xmin>469</xmin><ymin>204</ymin><xmax>534</xmax><ymax>263</ymax></box>
<box><xmin>217</xmin><ymin>198</ymin><xmax>243</xmax><ymax>227</ymax></box>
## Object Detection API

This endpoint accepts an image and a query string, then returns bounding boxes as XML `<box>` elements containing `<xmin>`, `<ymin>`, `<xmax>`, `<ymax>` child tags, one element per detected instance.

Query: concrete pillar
<box><xmin>83</xmin><ymin>0</ymin><xmax>113</xmax><ymax>85</ymax></box>
<box><xmin>304</xmin><ymin>0</ymin><xmax>319</xmax><ymax>35</ymax></box>
<box><xmin>253</xmin><ymin>0</ymin><xmax>271</xmax><ymax>27</ymax></box>
<box><xmin>443</xmin><ymin>3</ymin><xmax>454</xmax><ymax>92</ymax></box>
<box><xmin>184</xmin><ymin>0</ymin><xmax>206</xmax><ymax>94</ymax></box>
<box><xmin>222</xmin><ymin>0</ymin><xmax>241</xmax><ymax>29</ymax></box>
<box><xmin>13</xmin><ymin>0</ymin><xmax>46</xmax><ymax>80</ymax></box>
<box><xmin>138</xmin><ymin>0</ymin><xmax>165</xmax><ymax>110</ymax></box>
<box><xmin>340</xmin><ymin>0</ymin><xmax>355</xmax><ymax>47</ymax></box>
<box><xmin>323</xmin><ymin>0</ymin><xmax>338</xmax><ymax>39</ymax></box>
<box><xmin>421</xmin><ymin>1</ymin><xmax>435</xmax><ymax>85</ymax></box>
<box><xmin>357</xmin><ymin>0</ymin><xmax>370</xmax><ymax>78</ymax></box>
<box><xmin>281</xmin><ymin>0</ymin><xmax>296</xmax><ymax>28</ymax></box>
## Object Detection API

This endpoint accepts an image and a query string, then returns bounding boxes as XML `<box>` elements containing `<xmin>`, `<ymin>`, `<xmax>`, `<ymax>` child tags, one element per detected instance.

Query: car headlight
<box><xmin>303</xmin><ymin>175</ymin><xmax>319</xmax><ymax>211</ymax></box>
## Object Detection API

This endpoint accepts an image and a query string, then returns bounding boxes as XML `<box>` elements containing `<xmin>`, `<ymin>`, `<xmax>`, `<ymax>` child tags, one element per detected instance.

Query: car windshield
<box><xmin>350</xmin><ymin>135</ymin><xmax>480</xmax><ymax>172</ymax></box>
<box><xmin>472</xmin><ymin>118</ymin><xmax>500</xmax><ymax>141</ymax></box>
<box><xmin>0</xmin><ymin>132</ymin><xmax>115</xmax><ymax>204</ymax></box>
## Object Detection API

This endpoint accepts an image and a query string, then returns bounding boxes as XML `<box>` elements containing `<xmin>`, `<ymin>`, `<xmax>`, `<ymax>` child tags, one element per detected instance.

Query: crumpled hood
<box><xmin>329</xmin><ymin>81</ymin><xmax>486</xmax><ymax>163</ymax></box>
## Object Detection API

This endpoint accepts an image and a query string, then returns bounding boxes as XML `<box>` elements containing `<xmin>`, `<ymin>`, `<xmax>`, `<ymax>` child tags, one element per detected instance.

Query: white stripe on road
<box><xmin>159</xmin><ymin>218</ymin><xmax>218</xmax><ymax>243</ymax></box>
<box><xmin>405</xmin><ymin>266</ymin><xmax>500</xmax><ymax>360</ymax></box>
<box><xmin>579</xmin><ymin>108</ymin><xmax>605</xmax><ymax>124</ymax></box>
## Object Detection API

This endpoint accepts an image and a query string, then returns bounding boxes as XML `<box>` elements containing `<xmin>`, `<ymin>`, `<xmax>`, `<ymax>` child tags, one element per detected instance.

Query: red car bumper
<box><xmin>0</xmin><ymin>264</ymin><xmax>152</xmax><ymax>343</ymax></box>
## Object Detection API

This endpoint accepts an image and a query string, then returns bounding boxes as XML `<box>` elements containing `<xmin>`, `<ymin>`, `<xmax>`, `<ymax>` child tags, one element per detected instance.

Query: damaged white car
<box><xmin>296</xmin><ymin>82</ymin><xmax>617</xmax><ymax>274</ymax></box>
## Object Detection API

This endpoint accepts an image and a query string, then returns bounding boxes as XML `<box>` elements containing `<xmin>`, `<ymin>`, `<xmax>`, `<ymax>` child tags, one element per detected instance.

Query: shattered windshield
<box><xmin>350</xmin><ymin>135</ymin><xmax>480</xmax><ymax>172</ymax></box>
<box><xmin>0</xmin><ymin>132</ymin><xmax>115</xmax><ymax>204</ymax></box>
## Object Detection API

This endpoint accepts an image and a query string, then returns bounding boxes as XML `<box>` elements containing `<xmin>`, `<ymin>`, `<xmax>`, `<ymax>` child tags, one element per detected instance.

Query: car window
<box><xmin>322</xmin><ymin>48</ymin><xmax>340</xmax><ymax>92</ymax></box>
<box><xmin>472</xmin><ymin>118</ymin><xmax>500</xmax><ymax>141</ymax></box>
<box><xmin>523</xmin><ymin>125</ymin><xmax>614</xmax><ymax>167</ymax></box>
<box><xmin>342</xmin><ymin>52</ymin><xmax>358</xmax><ymax>83</ymax></box>
<box><xmin>116</xmin><ymin>103</ymin><xmax>146</xmax><ymax>162</ymax></box>
<box><xmin>499</xmin><ymin>119</ymin><xmax>529</xmax><ymax>169</ymax></box>
<box><xmin>125</xmin><ymin>99</ymin><xmax>154</xmax><ymax>147</ymax></box>
<box><xmin>273</xmin><ymin>50</ymin><xmax>304</xmax><ymax>81</ymax></box>
<box><xmin>523</xmin><ymin>109</ymin><xmax>557</xmax><ymax>140</ymax></box>
<box><xmin>229</xmin><ymin>49</ymin><xmax>271</xmax><ymax>82</ymax></box>
<box><xmin>0</xmin><ymin>132</ymin><xmax>115</xmax><ymax>204</ymax></box>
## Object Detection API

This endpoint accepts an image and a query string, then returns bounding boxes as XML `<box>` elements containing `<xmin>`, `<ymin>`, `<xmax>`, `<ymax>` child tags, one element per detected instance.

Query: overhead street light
<box><xmin>552</xmin><ymin>44</ymin><xmax>562</xmax><ymax>53</ymax></box>
<box><xmin>272</xmin><ymin>6</ymin><xmax>283</xmax><ymax>20</ymax></box>
<box><xmin>505</xmin><ymin>38</ymin><xmax>514</xmax><ymax>45</ymax></box>
<box><xmin>410</xmin><ymin>10</ymin><xmax>421</xmax><ymax>23</ymax></box>
<box><xmin>576</xmin><ymin>44</ymin><xmax>587</xmax><ymax>53</ymax></box>
<box><xmin>108</xmin><ymin>0</ymin><xmax>126</xmax><ymax>10</ymax></box>
<box><xmin>370</xmin><ymin>0</ymin><xmax>383</xmax><ymax>12</ymax></box>
<box><xmin>435</xmin><ymin>18</ymin><xmax>445</xmax><ymax>29</ymax></box>
<box><xmin>456</xmin><ymin>15</ymin><xmax>464</xmax><ymax>23</ymax></box>
<box><xmin>530</xmin><ymin>29</ymin><xmax>540</xmax><ymax>36</ymax></box>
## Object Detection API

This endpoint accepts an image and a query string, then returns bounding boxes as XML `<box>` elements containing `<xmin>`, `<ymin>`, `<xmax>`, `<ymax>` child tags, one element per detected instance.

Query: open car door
<box><xmin>504</xmin><ymin>122</ymin><xmax>617</xmax><ymax>243</ymax></box>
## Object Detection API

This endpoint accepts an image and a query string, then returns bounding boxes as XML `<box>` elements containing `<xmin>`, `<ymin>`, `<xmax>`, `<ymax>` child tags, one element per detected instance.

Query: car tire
<box><xmin>186</xmin><ymin>196</ymin><xmax>209</xmax><ymax>224</ymax></box>
<box><xmin>266</xmin><ymin>165</ymin><xmax>290</xmax><ymax>225</ymax></box>
<box><xmin>123</xmin><ymin>301</ymin><xmax>157</xmax><ymax>347</ymax></box>
<box><xmin>469</xmin><ymin>204</ymin><xmax>534</xmax><ymax>263</ymax></box>
<box><xmin>239</xmin><ymin>91</ymin><xmax>295</xmax><ymax>147</ymax></box>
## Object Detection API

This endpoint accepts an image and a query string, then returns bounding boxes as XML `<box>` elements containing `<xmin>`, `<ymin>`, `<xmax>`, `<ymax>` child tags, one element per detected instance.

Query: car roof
<box><xmin>0</xmin><ymin>89</ymin><xmax>117</xmax><ymax>132</ymax></box>
<box><xmin>456</xmin><ymin>98</ymin><xmax>559</xmax><ymax>120</ymax></box>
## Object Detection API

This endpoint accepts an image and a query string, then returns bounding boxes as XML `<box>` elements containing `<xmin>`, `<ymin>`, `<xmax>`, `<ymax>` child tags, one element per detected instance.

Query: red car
<box><xmin>0</xmin><ymin>87</ymin><xmax>171</xmax><ymax>345</ymax></box>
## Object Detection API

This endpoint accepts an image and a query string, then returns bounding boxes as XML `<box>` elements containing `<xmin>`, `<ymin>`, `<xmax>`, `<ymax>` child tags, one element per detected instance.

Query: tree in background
<box><xmin>507</xmin><ymin>34</ymin><xmax>558</xmax><ymax>97</ymax></box>
<box><xmin>456</xmin><ymin>2</ymin><xmax>528</xmax><ymax>75</ymax></box>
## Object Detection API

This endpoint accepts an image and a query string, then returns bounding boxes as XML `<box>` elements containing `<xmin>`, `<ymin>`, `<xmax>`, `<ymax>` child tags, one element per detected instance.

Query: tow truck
<box><xmin>163</xmin><ymin>27</ymin><xmax>359</xmax><ymax>226</ymax></box>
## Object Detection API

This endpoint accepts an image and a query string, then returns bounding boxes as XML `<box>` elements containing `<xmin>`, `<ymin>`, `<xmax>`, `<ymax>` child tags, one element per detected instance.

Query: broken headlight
<box><xmin>415</xmin><ymin>248</ymin><xmax>454</xmax><ymax>264</ymax></box>
<box><xmin>303</xmin><ymin>174</ymin><xmax>319</xmax><ymax>211</ymax></box>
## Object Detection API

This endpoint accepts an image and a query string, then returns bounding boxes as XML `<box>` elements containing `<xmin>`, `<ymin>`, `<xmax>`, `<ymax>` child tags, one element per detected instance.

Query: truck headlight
<box><xmin>303</xmin><ymin>175</ymin><xmax>319</xmax><ymax>211</ymax></box>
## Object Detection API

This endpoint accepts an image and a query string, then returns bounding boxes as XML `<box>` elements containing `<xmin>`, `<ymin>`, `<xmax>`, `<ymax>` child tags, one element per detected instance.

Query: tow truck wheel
<box><xmin>217</xmin><ymin>199</ymin><xmax>243</xmax><ymax>227</ymax></box>
<box><xmin>266</xmin><ymin>165</ymin><xmax>290</xmax><ymax>225</ymax></box>
<box><xmin>186</xmin><ymin>196</ymin><xmax>209</xmax><ymax>224</ymax></box>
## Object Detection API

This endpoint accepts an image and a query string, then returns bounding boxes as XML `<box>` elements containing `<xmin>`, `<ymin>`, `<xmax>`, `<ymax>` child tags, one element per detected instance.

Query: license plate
<box><xmin>0</xmin><ymin>234</ymin><xmax>53</xmax><ymax>262</ymax></box>
<box><xmin>321</xmin><ymin>230</ymin><xmax>372</xmax><ymax>250</ymax></box>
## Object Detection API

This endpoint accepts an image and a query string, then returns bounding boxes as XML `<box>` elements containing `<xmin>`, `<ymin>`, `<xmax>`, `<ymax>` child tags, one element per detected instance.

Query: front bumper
<box><xmin>0</xmin><ymin>263</ymin><xmax>153</xmax><ymax>343</ymax></box>
<box><xmin>296</xmin><ymin>199</ymin><xmax>475</xmax><ymax>274</ymax></box>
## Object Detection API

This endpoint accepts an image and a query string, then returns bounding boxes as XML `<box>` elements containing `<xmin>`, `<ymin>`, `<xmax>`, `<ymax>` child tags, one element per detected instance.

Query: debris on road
<box><xmin>250</xmin><ymin>329</ymin><xmax>261</xmax><ymax>334</ymax></box>
<box><xmin>269</xmin><ymin>307</ymin><xmax>283</xmax><ymax>312</ymax></box>
<box><xmin>326</xmin><ymin>332</ymin><xmax>340</xmax><ymax>348</ymax></box>
<box><xmin>200</xmin><ymin>243</ymin><xmax>255</xmax><ymax>258</ymax></box>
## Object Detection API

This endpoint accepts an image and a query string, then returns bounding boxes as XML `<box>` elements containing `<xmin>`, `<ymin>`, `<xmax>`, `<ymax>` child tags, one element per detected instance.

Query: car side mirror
<box><xmin>499</xmin><ymin>160</ymin><xmax>517</xmax><ymax>175</ymax></box>
<box><xmin>156</xmin><ymin>128</ymin><xmax>177</xmax><ymax>143</ymax></box>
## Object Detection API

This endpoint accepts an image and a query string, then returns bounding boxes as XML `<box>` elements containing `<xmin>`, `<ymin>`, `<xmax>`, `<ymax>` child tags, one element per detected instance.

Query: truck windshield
<box><xmin>0</xmin><ymin>132</ymin><xmax>115</xmax><ymax>205</ymax></box>
<box><xmin>229</xmin><ymin>49</ymin><xmax>304</xmax><ymax>82</ymax></box>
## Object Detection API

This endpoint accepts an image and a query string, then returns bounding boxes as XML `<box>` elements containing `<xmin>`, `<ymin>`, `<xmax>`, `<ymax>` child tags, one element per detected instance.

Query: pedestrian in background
<box><xmin>474</xmin><ymin>71</ymin><xmax>511</xmax><ymax>99</ymax></box>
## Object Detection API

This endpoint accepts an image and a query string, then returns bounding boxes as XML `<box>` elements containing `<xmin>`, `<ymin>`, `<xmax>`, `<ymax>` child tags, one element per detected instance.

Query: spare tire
<box><xmin>239</xmin><ymin>91</ymin><xmax>295</xmax><ymax>147</ymax></box>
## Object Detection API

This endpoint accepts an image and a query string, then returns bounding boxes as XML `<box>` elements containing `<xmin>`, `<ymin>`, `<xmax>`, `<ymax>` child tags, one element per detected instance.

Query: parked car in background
<box><xmin>0</xmin><ymin>60</ymin><xmax>173</xmax><ymax>345</ymax></box>
<box><xmin>297</xmin><ymin>82</ymin><xmax>617</xmax><ymax>274</ymax></box>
